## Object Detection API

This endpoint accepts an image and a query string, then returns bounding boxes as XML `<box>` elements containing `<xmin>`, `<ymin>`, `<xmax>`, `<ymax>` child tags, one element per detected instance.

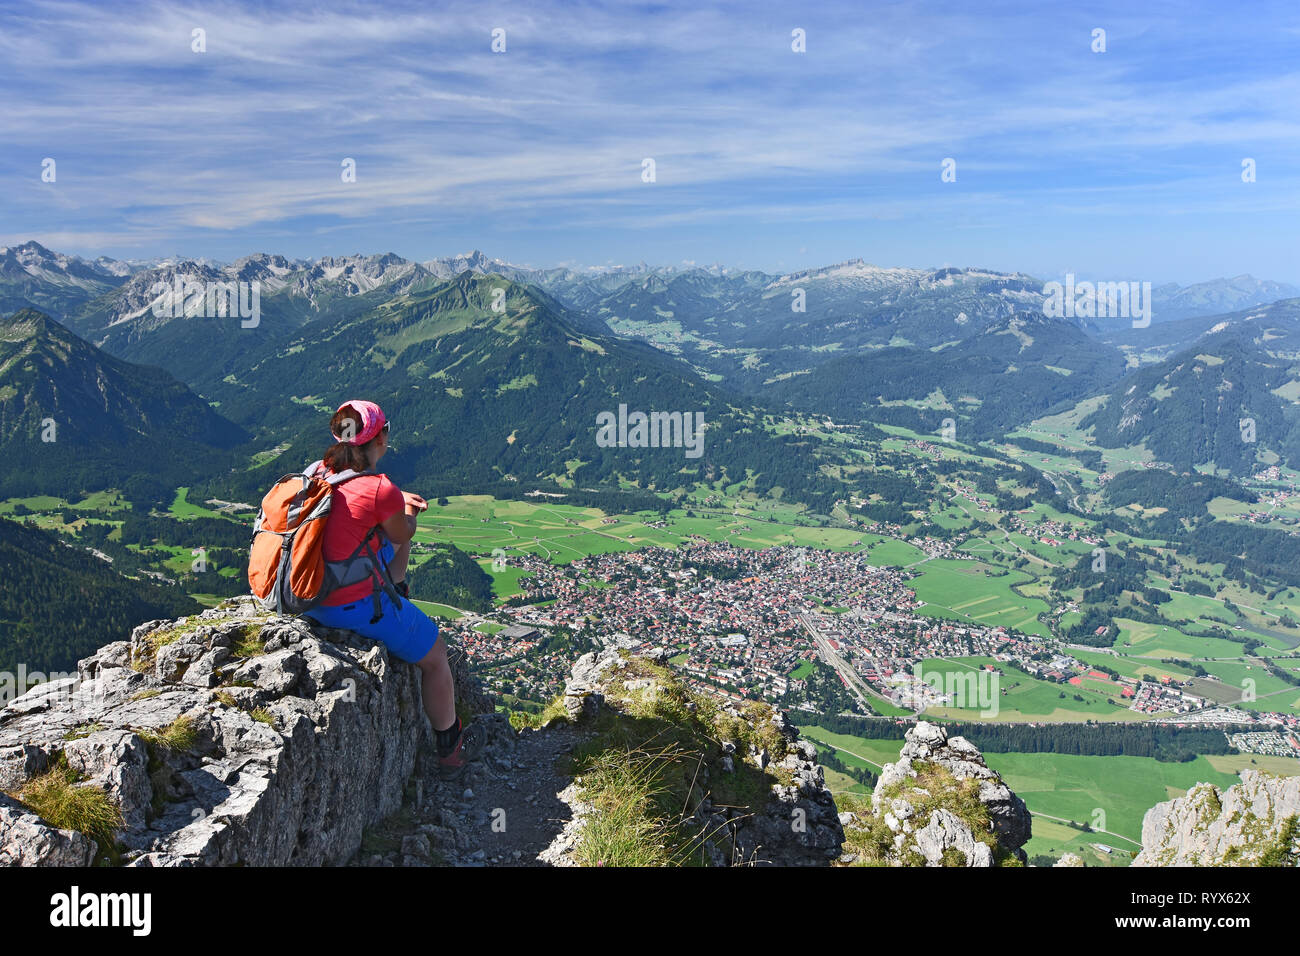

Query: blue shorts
<box><xmin>304</xmin><ymin>545</ymin><xmax>439</xmax><ymax>663</ymax></box>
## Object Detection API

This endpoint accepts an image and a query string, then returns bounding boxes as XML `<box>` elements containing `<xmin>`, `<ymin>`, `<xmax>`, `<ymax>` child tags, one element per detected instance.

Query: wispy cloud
<box><xmin>2</xmin><ymin>0</ymin><xmax>1299</xmax><ymax>280</ymax></box>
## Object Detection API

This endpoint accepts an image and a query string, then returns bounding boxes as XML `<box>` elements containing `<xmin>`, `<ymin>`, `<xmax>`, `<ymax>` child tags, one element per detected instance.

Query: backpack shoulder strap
<box><xmin>327</xmin><ymin>468</ymin><xmax>377</xmax><ymax>487</ymax></box>
<box><xmin>309</xmin><ymin>460</ymin><xmax>378</xmax><ymax>487</ymax></box>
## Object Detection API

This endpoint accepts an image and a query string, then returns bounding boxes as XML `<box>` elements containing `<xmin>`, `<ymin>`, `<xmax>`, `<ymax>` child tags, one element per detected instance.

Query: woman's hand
<box><xmin>403</xmin><ymin>492</ymin><xmax>429</xmax><ymax>515</ymax></box>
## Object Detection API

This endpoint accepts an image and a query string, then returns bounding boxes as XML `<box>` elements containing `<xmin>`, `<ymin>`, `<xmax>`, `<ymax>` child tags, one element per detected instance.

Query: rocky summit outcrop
<box><xmin>838</xmin><ymin>720</ymin><xmax>1031</xmax><ymax>866</ymax></box>
<box><xmin>537</xmin><ymin>647</ymin><xmax>845</xmax><ymax>866</ymax></box>
<box><xmin>0</xmin><ymin>596</ymin><xmax>486</xmax><ymax>866</ymax></box>
<box><xmin>1133</xmin><ymin>769</ymin><xmax>1300</xmax><ymax>867</ymax></box>
<box><xmin>1</xmin><ymin>599</ymin><xmax>844</xmax><ymax>868</ymax></box>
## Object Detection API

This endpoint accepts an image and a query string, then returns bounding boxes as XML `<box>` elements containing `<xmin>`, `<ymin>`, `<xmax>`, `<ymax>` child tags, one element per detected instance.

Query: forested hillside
<box><xmin>765</xmin><ymin>314</ymin><xmax>1125</xmax><ymax>439</ymax></box>
<box><xmin>407</xmin><ymin>543</ymin><xmax>497</xmax><ymax>612</ymax></box>
<box><xmin>1083</xmin><ymin>337</ymin><xmax>1300</xmax><ymax>474</ymax></box>
<box><xmin>0</xmin><ymin>517</ymin><xmax>200</xmax><ymax>676</ymax></box>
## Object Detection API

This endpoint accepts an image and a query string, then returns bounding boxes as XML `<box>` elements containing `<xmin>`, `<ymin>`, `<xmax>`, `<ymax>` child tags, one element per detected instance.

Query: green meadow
<box><xmin>909</xmin><ymin>560</ymin><xmax>1051</xmax><ymax>637</ymax></box>
<box><xmin>1070</xmin><ymin>648</ymin><xmax>1195</xmax><ymax>683</ymax></box>
<box><xmin>800</xmin><ymin>726</ymin><xmax>898</xmax><ymax>770</ymax></box>
<box><xmin>989</xmin><ymin>751</ymin><xmax>1241</xmax><ymax>863</ymax></box>
<box><xmin>410</xmin><ymin>599</ymin><xmax>465</xmax><ymax>620</ymax></box>
<box><xmin>169</xmin><ymin>486</ymin><xmax>226</xmax><ymax>519</ymax></box>
<box><xmin>788</xmin><ymin>660</ymin><xmax>816</xmax><ymax>680</ymax></box>
<box><xmin>1112</xmin><ymin>619</ymin><xmax>1248</xmax><ymax>659</ymax></box>
<box><xmin>410</xmin><ymin>494</ymin><xmax>936</xmax><ymax>600</ymax></box>
<box><xmin>916</xmin><ymin>657</ymin><xmax>1130</xmax><ymax>722</ymax></box>
<box><xmin>1194</xmin><ymin>659</ymin><xmax>1300</xmax><ymax>714</ymax></box>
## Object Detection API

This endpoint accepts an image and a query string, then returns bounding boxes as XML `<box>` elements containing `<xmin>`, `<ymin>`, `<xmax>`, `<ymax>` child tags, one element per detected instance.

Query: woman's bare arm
<box><xmin>380</xmin><ymin>491</ymin><xmax>426</xmax><ymax>544</ymax></box>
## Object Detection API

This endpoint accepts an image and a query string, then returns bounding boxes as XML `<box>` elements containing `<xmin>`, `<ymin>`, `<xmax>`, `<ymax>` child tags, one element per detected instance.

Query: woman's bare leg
<box><xmin>415</xmin><ymin>638</ymin><xmax>456</xmax><ymax>730</ymax></box>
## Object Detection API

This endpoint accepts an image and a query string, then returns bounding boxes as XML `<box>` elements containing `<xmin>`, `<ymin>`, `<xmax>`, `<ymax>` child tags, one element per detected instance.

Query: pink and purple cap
<box><xmin>332</xmin><ymin>399</ymin><xmax>387</xmax><ymax>445</ymax></box>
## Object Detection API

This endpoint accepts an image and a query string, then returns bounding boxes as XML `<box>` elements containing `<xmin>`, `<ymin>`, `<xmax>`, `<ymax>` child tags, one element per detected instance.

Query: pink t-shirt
<box><xmin>320</xmin><ymin>470</ymin><xmax>404</xmax><ymax>605</ymax></box>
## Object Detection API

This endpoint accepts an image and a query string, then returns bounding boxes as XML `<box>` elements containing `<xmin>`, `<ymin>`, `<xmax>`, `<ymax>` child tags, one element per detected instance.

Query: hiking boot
<box><xmin>437</xmin><ymin>720</ymin><xmax>481</xmax><ymax>779</ymax></box>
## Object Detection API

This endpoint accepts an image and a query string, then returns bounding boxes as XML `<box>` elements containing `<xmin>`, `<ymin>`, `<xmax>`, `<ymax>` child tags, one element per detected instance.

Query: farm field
<box><xmin>821</xmin><ymin>766</ymin><xmax>871</xmax><ymax>796</ymax></box>
<box><xmin>915</xmin><ymin>657</ymin><xmax>1131</xmax><ymax>722</ymax></box>
<box><xmin>169</xmin><ymin>486</ymin><xmax>226</xmax><ymax>520</ymax></box>
<box><xmin>411</xmin><ymin>495</ymin><xmax>935</xmax><ymax>600</ymax></box>
<box><xmin>1003</xmin><ymin>531</ymin><xmax>1071</xmax><ymax>565</ymax></box>
<box><xmin>987</xmin><ymin>751</ymin><xmax>1241</xmax><ymax>864</ymax></box>
<box><xmin>1139</xmin><ymin>584</ymin><xmax>1300</xmax><ymax>653</ymax></box>
<box><xmin>1204</xmin><ymin>753</ymin><xmax>1300</xmax><ymax>775</ymax></box>
<box><xmin>410</xmin><ymin>599</ymin><xmax>465</xmax><ymax>620</ymax></box>
<box><xmin>414</xmin><ymin>498</ymin><xmax>669</xmax><ymax>565</ymax></box>
<box><xmin>1111</xmin><ymin>619</ymin><xmax>1246</xmax><ymax>659</ymax></box>
<box><xmin>865</xmin><ymin>696</ymin><xmax>918</xmax><ymax>718</ymax></box>
<box><xmin>1193</xmin><ymin>659</ymin><xmax>1300</xmax><ymax>715</ymax></box>
<box><xmin>799</xmin><ymin>726</ymin><xmax>899</xmax><ymax>770</ymax></box>
<box><xmin>788</xmin><ymin>660</ymin><xmax>816</xmax><ymax>680</ymax></box>
<box><xmin>1022</xmin><ymin>815</ymin><xmax>1132</xmax><ymax>867</ymax></box>
<box><xmin>0</xmin><ymin>491</ymin><xmax>128</xmax><ymax>515</ymax></box>
<box><xmin>1159</xmin><ymin>588</ymin><xmax>1236</xmax><ymax>624</ymax></box>
<box><xmin>908</xmin><ymin>561</ymin><xmax>1050</xmax><ymax>637</ymax></box>
<box><xmin>1070</xmin><ymin>648</ymin><xmax>1195</xmax><ymax>683</ymax></box>
<box><xmin>858</xmin><ymin>538</ymin><xmax>928</xmax><ymax>566</ymax></box>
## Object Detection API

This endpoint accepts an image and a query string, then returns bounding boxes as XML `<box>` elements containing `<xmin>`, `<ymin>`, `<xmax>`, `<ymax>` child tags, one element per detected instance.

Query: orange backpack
<box><xmin>248</xmin><ymin>460</ymin><xmax>400</xmax><ymax>620</ymax></box>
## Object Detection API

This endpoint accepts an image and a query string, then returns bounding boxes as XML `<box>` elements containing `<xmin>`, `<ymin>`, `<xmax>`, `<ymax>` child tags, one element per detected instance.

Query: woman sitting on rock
<box><xmin>303</xmin><ymin>399</ymin><xmax>470</xmax><ymax>773</ymax></box>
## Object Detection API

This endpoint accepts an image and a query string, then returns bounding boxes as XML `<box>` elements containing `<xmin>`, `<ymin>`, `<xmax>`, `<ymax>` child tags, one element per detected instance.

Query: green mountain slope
<box><xmin>1082</xmin><ymin>333</ymin><xmax>1300</xmax><ymax>474</ymax></box>
<box><xmin>0</xmin><ymin>309</ymin><xmax>247</xmax><ymax>500</ymax></box>
<box><xmin>183</xmin><ymin>273</ymin><xmax>846</xmax><ymax>509</ymax></box>
<box><xmin>765</xmin><ymin>313</ymin><xmax>1126</xmax><ymax>439</ymax></box>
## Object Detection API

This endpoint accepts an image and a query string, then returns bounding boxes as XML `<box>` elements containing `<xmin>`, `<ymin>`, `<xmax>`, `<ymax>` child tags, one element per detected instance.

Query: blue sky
<box><xmin>2</xmin><ymin>0</ymin><xmax>1299</xmax><ymax>284</ymax></box>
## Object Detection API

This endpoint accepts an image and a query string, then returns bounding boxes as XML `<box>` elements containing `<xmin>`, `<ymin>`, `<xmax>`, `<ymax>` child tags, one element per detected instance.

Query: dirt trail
<box><xmin>357</xmin><ymin>715</ymin><xmax>590</xmax><ymax>867</ymax></box>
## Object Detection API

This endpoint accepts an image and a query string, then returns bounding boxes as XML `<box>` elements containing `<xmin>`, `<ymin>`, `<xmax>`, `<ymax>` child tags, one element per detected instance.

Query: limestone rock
<box><xmin>1133</xmin><ymin>769</ymin><xmax>1300</xmax><ymax>867</ymax></box>
<box><xmin>0</xmin><ymin>794</ymin><xmax>97</xmax><ymax>866</ymax></box>
<box><xmin>877</xmin><ymin>722</ymin><xmax>1030</xmax><ymax>850</ymax></box>
<box><xmin>0</xmin><ymin>596</ymin><xmax>488</xmax><ymax>867</ymax></box>
<box><xmin>852</xmin><ymin>720</ymin><xmax>1030</xmax><ymax>866</ymax></box>
<box><xmin>913</xmin><ymin>808</ymin><xmax>994</xmax><ymax>867</ymax></box>
<box><xmin>545</xmin><ymin>647</ymin><xmax>844</xmax><ymax>866</ymax></box>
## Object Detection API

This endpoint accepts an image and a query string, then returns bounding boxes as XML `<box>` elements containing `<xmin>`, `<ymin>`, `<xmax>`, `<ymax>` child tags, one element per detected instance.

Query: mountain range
<box><xmin>4</xmin><ymin>240</ymin><xmax>1300</xmax><ymax>511</ymax></box>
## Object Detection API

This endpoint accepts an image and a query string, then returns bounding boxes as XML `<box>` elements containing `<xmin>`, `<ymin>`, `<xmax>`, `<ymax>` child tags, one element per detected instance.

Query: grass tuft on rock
<box><xmin>229</xmin><ymin>624</ymin><xmax>266</xmax><ymax>658</ymax></box>
<box><xmin>61</xmin><ymin>722</ymin><xmax>105</xmax><ymax>741</ymax></box>
<box><xmin>136</xmin><ymin>715</ymin><xmax>198</xmax><ymax>752</ymax></box>
<box><xmin>212</xmin><ymin>690</ymin><xmax>239</xmax><ymax>708</ymax></box>
<box><xmin>509</xmin><ymin>695</ymin><xmax>569</xmax><ymax>731</ymax></box>
<box><xmin>563</xmin><ymin>653</ymin><xmax>801</xmax><ymax>864</ymax></box>
<box><xmin>7</xmin><ymin>754</ymin><xmax>123</xmax><ymax>864</ymax></box>
<box><xmin>504</xmin><ymin>652</ymin><xmax>809</xmax><ymax>865</ymax></box>
<box><xmin>570</xmin><ymin>744</ymin><xmax>691</xmax><ymax>867</ymax></box>
<box><xmin>130</xmin><ymin>622</ymin><xmax>195</xmax><ymax>673</ymax></box>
